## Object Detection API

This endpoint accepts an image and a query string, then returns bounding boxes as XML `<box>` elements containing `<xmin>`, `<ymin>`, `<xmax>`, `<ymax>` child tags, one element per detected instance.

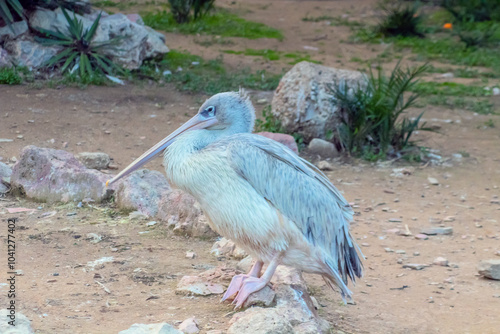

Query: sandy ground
<box><xmin>1</xmin><ymin>1</ymin><xmax>500</xmax><ymax>333</ymax></box>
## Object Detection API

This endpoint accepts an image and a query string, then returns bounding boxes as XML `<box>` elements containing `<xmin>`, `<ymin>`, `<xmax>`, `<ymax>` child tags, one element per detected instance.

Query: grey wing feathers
<box><xmin>222</xmin><ymin>133</ymin><xmax>363</xmax><ymax>292</ymax></box>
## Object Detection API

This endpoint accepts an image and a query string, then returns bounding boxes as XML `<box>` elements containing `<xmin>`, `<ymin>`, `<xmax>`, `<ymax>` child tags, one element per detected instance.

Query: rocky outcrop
<box><xmin>272</xmin><ymin>61</ymin><xmax>367</xmax><ymax>143</ymax></box>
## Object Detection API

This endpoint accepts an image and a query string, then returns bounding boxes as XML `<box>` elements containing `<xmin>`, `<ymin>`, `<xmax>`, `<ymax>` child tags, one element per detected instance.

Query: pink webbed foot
<box><xmin>221</xmin><ymin>274</ymin><xmax>251</xmax><ymax>302</ymax></box>
<box><xmin>232</xmin><ymin>276</ymin><xmax>269</xmax><ymax>309</ymax></box>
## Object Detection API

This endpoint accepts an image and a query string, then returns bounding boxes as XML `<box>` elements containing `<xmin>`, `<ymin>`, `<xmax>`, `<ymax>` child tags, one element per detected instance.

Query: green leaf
<box><xmin>84</xmin><ymin>11</ymin><xmax>101</xmax><ymax>41</ymax></box>
<box><xmin>60</xmin><ymin>52</ymin><xmax>78</xmax><ymax>73</ymax></box>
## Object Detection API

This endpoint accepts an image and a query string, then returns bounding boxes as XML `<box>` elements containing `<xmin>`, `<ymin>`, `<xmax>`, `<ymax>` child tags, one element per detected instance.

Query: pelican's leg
<box><xmin>221</xmin><ymin>260</ymin><xmax>263</xmax><ymax>302</ymax></box>
<box><xmin>232</xmin><ymin>252</ymin><xmax>283</xmax><ymax>309</ymax></box>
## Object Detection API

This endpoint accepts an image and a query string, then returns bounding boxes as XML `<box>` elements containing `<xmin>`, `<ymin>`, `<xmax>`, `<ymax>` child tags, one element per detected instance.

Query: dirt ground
<box><xmin>1</xmin><ymin>1</ymin><xmax>500</xmax><ymax>333</ymax></box>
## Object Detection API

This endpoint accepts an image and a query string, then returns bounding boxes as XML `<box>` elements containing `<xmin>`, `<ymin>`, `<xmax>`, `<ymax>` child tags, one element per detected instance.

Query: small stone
<box><xmin>77</xmin><ymin>152</ymin><xmax>111</xmax><ymax>170</ymax></box>
<box><xmin>433</xmin><ymin>257</ymin><xmax>449</xmax><ymax>266</ymax></box>
<box><xmin>413</xmin><ymin>252</ymin><xmax>420</xmax><ymax>256</ymax></box>
<box><xmin>403</xmin><ymin>264</ymin><xmax>428</xmax><ymax>270</ymax></box>
<box><xmin>477</xmin><ymin>259</ymin><xmax>500</xmax><ymax>280</ymax></box>
<box><xmin>386</xmin><ymin>228</ymin><xmax>400</xmax><ymax>234</ymax></box>
<box><xmin>317</xmin><ymin>160</ymin><xmax>334</xmax><ymax>171</ymax></box>
<box><xmin>178</xmin><ymin>317</ymin><xmax>200</xmax><ymax>334</ymax></box>
<box><xmin>384</xmin><ymin>248</ymin><xmax>394</xmax><ymax>253</ymax></box>
<box><xmin>17</xmin><ymin>135</ymin><xmax>24</xmax><ymax>139</ymax></box>
<box><xmin>310</xmin><ymin>296</ymin><xmax>320</xmax><ymax>309</ymax></box>
<box><xmin>361</xmin><ymin>242</ymin><xmax>370</xmax><ymax>247</ymax></box>
<box><xmin>186</xmin><ymin>251</ymin><xmax>196</xmax><ymax>259</ymax></box>
<box><xmin>493</xmin><ymin>87</ymin><xmax>500</xmax><ymax>96</ymax></box>
<box><xmin>308</xmin><ymin>138</ymin><xmax>338</xmax><ymax>158</ymax></box>
<box><xmin>443</xmin><ymin>216</ymin><xmax>455</xmax><ymax>222</ymax></box>
<box><xmin>146</xmin><ymin>221</ymin><xmax>157</xmax><ymax>226</ymax></box>
<box><xmin>420</xmin><ymin>227</ymin><xmax>453</xmax><ymax>235</ymax></box>
<box><xmin>388</xmin><ymin>218</ymin><xmax>402</xmax><ymax>223</ymax></box>
<box><xmin>86</xmin><ymin>233</ymin><xmax>102</xmax><ymax>243</ymax></box>
<box><xmin>118</xmin><ymin>323</ymin><xmax>182</xmax><ymax>334</ymax></box>
<box><xmin>176</xmin><ymin>276</ymin><xmax>224</xmax><ymax>296</ymax></box>
<box><xmin>428</xmin><ymin>177</ymin><xmax>439</xmax><ymax>185</ymax></box>
<box><xmin>256</xmin><ymin>98</ymin><xmax>268</xmax><ymax>104</ymax></box>
<box><xmin>395</xmin><ymin>250</ymin><xmax>406</xmax><ymax>254</ymax></box>
<box><xmin>414</xmin><ymin>234</ymin><xmax>429</xmax><ymax>240</ymax></box>
<box><xmin>397</xmin><ymin>259</ymin><xmax>403</xmax><ymax>264</ymax></box>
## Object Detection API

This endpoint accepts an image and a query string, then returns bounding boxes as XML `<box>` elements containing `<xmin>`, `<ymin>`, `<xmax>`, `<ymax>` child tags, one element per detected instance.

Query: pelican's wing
<box><xmin>221</xmin><ymin>133</ymin><xmax>363</xmax><ymax>290</ymax></box>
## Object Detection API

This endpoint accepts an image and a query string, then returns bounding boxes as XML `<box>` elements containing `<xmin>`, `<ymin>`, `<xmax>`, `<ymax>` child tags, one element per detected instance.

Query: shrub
<box><xmin>35</xmin><ymin>8</ymin><xmax>123</xmax><ymax>79</ymax></box>
<box><xmin>169</xmin><ymin>0</ymin><xmax>215</xmax><ymax>24</ymax></box>
<box><xmin>330</xmin><ymin>62</ymin><xmax>430</xmax><ymax>160</ymax></box>
<box><xmin>441</xmin><ymin>0</ymin><xmax>500</xmax><ymax>23</ymax></box>
<box><xmin>377</xmin><ymin>0</ymin><xmax>424</xmax><ymax>38</ymax></box>
<box><xmin>0</xmin><ymin>66</ymin><xmax>22</xmax><ymax>85</ymax></box>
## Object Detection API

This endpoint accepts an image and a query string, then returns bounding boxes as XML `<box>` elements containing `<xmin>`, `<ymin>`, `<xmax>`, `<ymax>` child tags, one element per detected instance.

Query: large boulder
<box><xmin>3</xmin><ymin>39</ymin><xmax>61</xmax><ymax>68</ymax></box>
<box><xmin>28</xmin><ymin>8</ymin><xmax>168</xmax><ymax>70</ymax></box>
<box><xmin>10</xmin><ymin>146</ymin><xmax>112</xmax><ymax>203</ymax></box>
<box><xmin>0</xmin><ymin>310</ymin><xmax>34</xmax><ymax>334</ymax></box>
<box><xmin>114</xmin><ymin>169</ymin><xmax>170</xmax><ymax>217</ymax></box>
<box><xmin>271</xmin><ymin>61</ymin><xmax>367</xmax><ymax>143</ymax></box>
<box><xmin>0</xmin><ymin>21</ymin><xmax>29</xmax><ymax>44</ymax></box>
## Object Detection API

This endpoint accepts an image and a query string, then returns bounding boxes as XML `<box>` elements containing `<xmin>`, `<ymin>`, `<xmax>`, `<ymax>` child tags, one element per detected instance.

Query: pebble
<box><xmin>361</xmin><ymin>243</ymin><xmax>370</xmax><ymax>247</ymax></box>
<box><xmin>186</xmin><ymin>251</ymin><xmax>196</xmax><ymax>259</ymax></box>
<box><xmin>317</xmin><ymin>160</ymin><xmax>334</xmax><ymax>171</ymax></box>
<box><xmin>421</xmin><ymin>227</ymin><xmax>453</xmax><ymax>235</ymax></box>
<box><xmin>428</xmin><ymin>177</ymin><xmax>439</xmax><ymax>185</ymax></box>
<box><xmin>414</xmin><ymin>234</ymin><xmax>429</xmax><ymax>240</ymax></box>
<box><xmin>388</xmin><ymin>218</ymin><xmax>402</xmax><ymax>223</ymax></box>
<box><xmin>146</xmin><ymin>221</ymin><xmax>157</xmax><ymax>226</ymax></box>
<box><xmin>493</xmin><ymin>87</ymin><xmax>500</xmax><ymax>96</ymax></box>
<box><xmin>178</xmin><ymin>317</ymin><xmax>200</xmax><ymax>334</ymax></box>
<box><xmin>413</xmin><ymin>252</ymin><xmax>420</xmax><ymax>256</ymax></box>
<box><xmin>384</xmin><ymin>248</ymin><xmax>394</xmax><ymax>253</ymax></box>
<box><xmin>443</xmin><ymin>216</ymin><xmax>455</xmax><ymax>222</ymax></box>
<box><xmin>396</xmin><ymin>250</ymin><xmax>406</xmax><ymax>254</ymax></box>
<box><xmin>433</xmin><ymin>257</ymin><xmax>449</xmax><ymax>266</ymax></box>
<box><xmin>403</xmin><ymin>264</ymin><xmax>428</xmax><ymax>270</ymax></box>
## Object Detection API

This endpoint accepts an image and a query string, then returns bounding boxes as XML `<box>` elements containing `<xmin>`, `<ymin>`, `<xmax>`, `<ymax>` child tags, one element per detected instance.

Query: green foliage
<box><xmin>453</xmin><ymin>22</ymin><xmax>499</xmax><ymax>48</ymax></box>
<box><xmin>377</xmin><ymin>0</ymin><xmax>424</xmax><ymax>38</ymax></box>
<box><xmin>136</xmin><ymin>50</ymin><xmax>282</xmax><ymax>94</ymax></box>
<box><xmin>302</xmin><ymin>15</ymin><xmax>362</xmax><ymax>27</ymax></box>
<box><xmin>223</xmin><ymin>49</ymin><xmax>321</xmax><ymax>64</ymax></box>
<box><xmin>35</xmin><ymin>8</ymin><xmax>123</xmax><ymax>78</ymax></box>
<box><xmin>411</xmin><ymin>81</ymin><xmax>489</xmax><ymax>97</ymax></box>
<box><xmin>0</xmin><ymin>0</ymin><xmax>23</xmax><ymax>28</ymax></box>
<box><xmin>0</xmin><ymin>66</ymin><xmax>22</xmax><ymax>84</ymax></box>
<box><xmin>143</xmin><ymin>8</ymin><xmax>283</xmax><ymax>40</ymax></box>
<box><xmin>484</xmin><ymin>119</ymin><xmax>495</xmax><ymax>127</ymax></box>
<box><xmin>441</xmin><ymin>0</ymin><xmax>500</xmax><ymax>23</ymax></box>
<box><xmin>330</xmin><ymin>62</ymin><xmax>430</xmax><ymax>160</ymax></box>
<box><xmin>254</xmin><ymin>105</ymin><xmax>284</xmax><ymax>133</ymax></box>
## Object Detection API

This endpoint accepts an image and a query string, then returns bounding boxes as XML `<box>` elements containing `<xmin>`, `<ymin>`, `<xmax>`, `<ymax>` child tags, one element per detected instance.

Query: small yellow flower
<box><xmin>443</xmin><ymin>23</ymin><xmax>453</xmax><ymax>29</ymax></box>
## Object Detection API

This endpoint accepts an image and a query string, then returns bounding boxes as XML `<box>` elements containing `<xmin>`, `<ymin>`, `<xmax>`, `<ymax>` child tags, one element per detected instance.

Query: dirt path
<box><xmin>1</xmin><ymin>1</ymin><xmax>500</xmax><ymax>333</ymax></box>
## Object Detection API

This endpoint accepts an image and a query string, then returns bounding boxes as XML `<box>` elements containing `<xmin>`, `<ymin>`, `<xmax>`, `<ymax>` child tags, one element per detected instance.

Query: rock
<box><xmin>178</xmin><ymin>317</ymin><xmax>199</xmax><ymax>334</ymax></box>
<box><xmin>271</xmin><ymin>61</ymin><xmax>367</xmax><ymax>142</ymax></box>
<box><xmin>307</xmin><ymin>138</ymin><xmax>338</xmax><ymax>158</ymax></box>
<box><xmin>256</xmin><ymin>132</ymin><xmax>298</xmax><ymax>154</ymax></box>
<box><xmin>243</xmin><ymin>285</ymin><xmax>276</xmax><ymax>308</ymax></box>
<box><xmin>94</xmin><ymin>14</ymin><xmax>168</xmax><ymax>69</ymax></box>
<box><xmin>185</xmin><ymin>251</ymin><xmax>196</xmax><ymax>259</ymax></box>
<box><xmin>427</xmin><ymin>177</ymin><xmax>439</xmax><ymax>185</ymax></box>
<box><xmin>176</xmin><ymin>276</ymin><xmax>224</xmax><ymax>296</ymax></box>
<box><xmin>316</xmin><ymin>160</ymin><xmax>333</xmax><ymax>171</ymax></box>
<box><xmin>29</xmin><ymin>8</ymin><xmax>168</xmax><ymax>70</ymax></box>
<box><xmin>211</xmin><ymin>238</ymin><xmax>247</xmax><ymax>259</ymax></box>
<box><xmin>114</xmin><ymin>169</ymin><xmax>170</xmax><ymax>217</ymax></box>
<box><xmin>0</xmin><ymin>47</ymin><xmax>12</xmax><ymax>67</ymax></box>
<box><xmin>3</xmin><ymin>39</ymin><xmax>61</xmax><ymax>68</ymax></box>
<box><xmin>390</xmin><ymin>167</ymin><xmax>414</xmax><ymax>177</ymax></box>
<box><xmin>0</xmin><ymin>310</ymin><xmax>34</xmax><ymax>334</ymax></box>
<box><xmin>127</xmin><ymin>13</ymin><xmax>145</xmax><ymax>25</ymax></box>
<box><xmin>77</xmin><ymin>152</ymin><xmax>110</xmax><ymax>170</ymax></box>
<box><xmin>414</xmin><ymin>234</ymin><xmax>429</xmax><ymax>240</ymax></box>
<box><xmin>157</xmin><ymin>189</ymin><xmax>217</xmax><ymax>238</ymax></box>
<box><xmin>402</xmin><ymin>264</ymin><xmax>428</xmax><ymax>270</ymax></box>
<box><xmin>10</xmin><ymin>146</ymin><xmax>112</xmax><ymax>203</ymax></box>
<box><xmin>0</xmin><ymin>161</ymin><xmax>12</xmax><ymax>194</ymax></box>
<box><xmin>433</xmin><ymin>257</ymin><xmax>449</xmax><ymax>266</ymax></box>
<box><xmin>478</xmin><ymin>259</ymin><xmax>500</xmax><ymax>280</ymax></box>
<box><xmin>118</xmin><ymin>322</ymin><xmax>182</xmax><ymax>334</ymax></box>
<box><xmin>420</xmin><ymin>227</ymin><xmax>453</xmax><ymax>235</ymax></box>
<box><xmin>228</xmin><ymin>307</ymin><xmax>294</xmax><ymax>334</ymax></box>
<box><xmin>0</xmin><ymin>21</ymin><xmax>29</xmax><ymax>43</ymax></box>
<box><xmin>493</xmin><ymin>87</ymin><xmax>500</xmax><ymax>96</ymax></box>
<box><xmin>388</xmin><ymin>218</ymin><xmax>402</xmax><ymax>223</ymax></box>
<box><xmin>237</xmin><ymin>256</ymin><xmax>253</xmax><ymax>272</ymax></box>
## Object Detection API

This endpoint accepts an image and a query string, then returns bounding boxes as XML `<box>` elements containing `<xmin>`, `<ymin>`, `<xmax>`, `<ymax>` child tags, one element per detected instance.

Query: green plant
<box><xmin>142</xmin><ymin>8</ymin><xmax>283</xmax><ymax>40</ymax></box>
<box><xmin>484</xmin><ymin>119</ymin><xmax>495</xmax><ymax>127</ymax></box>
<box><xmin>0</xmin><ymin>0</ymin><xmax>23</xmax><ymax>28</ymax></box>
<box><xmin>453</xmin><ymin>22</ymin><xmax>498</xmax><ymax>48</ymax></box>
<box><xmin>168</xmin><ymin>0</ymin><xmax>214</xmax><ymax>23</ymax></box>
<box><xmin>441</xmin><ymin>0</ymin><xmax>500</xmax><ymax>23</ymax></box>
<box><xmin>330</xmin><ymin>62</ymin><xmax>430</xmax><ymax>160</ymax></box>
<box><xmin>377</xmin><ymin>0</ymin><xmax>424</xmax><ymax>38</ymax></box>
<box><xmin>255</xmin><ymin>105</ymin><xmax>284</xmax><ymax>133</ymax></box>
<box><xmin>35</xmin><ymin>8</ymin><xmax>123</xmax><ymax>78</ymax></box>
<box><xmin>0</xmin><ymin>66</ymin><xmax>22</xmax><ymax>84</ymax></box>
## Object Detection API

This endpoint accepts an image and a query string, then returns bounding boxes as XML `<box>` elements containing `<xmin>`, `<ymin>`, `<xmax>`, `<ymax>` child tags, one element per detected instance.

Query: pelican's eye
<box><xmin>201</xmin><ymin>106</ymin><xmax>216</xmax><ymax>118</ymax></box>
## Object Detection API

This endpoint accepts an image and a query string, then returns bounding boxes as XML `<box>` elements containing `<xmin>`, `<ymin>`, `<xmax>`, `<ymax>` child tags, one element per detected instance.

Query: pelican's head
<box><xmin>106</xmin><ymin>89</ymin><xmax>255</xmax><ymax>186</ymax></box>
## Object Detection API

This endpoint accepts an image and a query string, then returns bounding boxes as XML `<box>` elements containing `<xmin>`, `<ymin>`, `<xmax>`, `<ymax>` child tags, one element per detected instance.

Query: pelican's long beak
<box><xmin>106</xmin><ymin>114</ymin><xmax>218</xmax><ymax>186</ymax></box>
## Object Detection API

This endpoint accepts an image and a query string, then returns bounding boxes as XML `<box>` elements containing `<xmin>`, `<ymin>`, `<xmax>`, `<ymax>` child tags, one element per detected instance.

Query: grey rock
<box><xmin>77</xmin><ymin>152</ymin><xmax>110</xmax><ymax>170</ymax></box>
<box><xmin>3</xmin><ymin>39</ymin><xmax>61</xmax><ymax>68</ymax></box>
<box><xmin>308</xmin><ymin>138</ymin><xmax>338</xmax><ymax>158</ymax></box>
<box><xmin>176</xmin><ymin>276</ymin><xmax>224</xmax><ymax>296</ymax></box>
<box><xmin>178</xmin><ymin>317</ymin><xmax>199</xmax><ymax>334</ymax></box>
<box><xmin>0</xmin><ymin>21</ymin><xmax>29</xmax><ymax>43</ymax></box>
<box><xmin>403</xmin><ymin>264</ymin><xmax>428</xmax><ymax>270</ymax></box>
<box><xmin>211</xmin><ymin>237</ymin><xmax>247</xmax><ymax>259</ymax></box>
<box><xmin>0</xmin><ymin>47</ymin><xmax>12</xmax><ymax>67</ymax></box>
<box><xmin>236</xmin><ymin>255</ymin><xmax>253</xmax><ymax>272</ymax></box>
<box><xmin>94</xmin><ymin>14</ymin><xmax>169</xmax><ymax>69</ymax></box>
<box><xmin>0</xmin><ymin>161</ymin><xmax>12</xmax><ymax>193</ymax></box>
<box><xmin>433</xmin><ymin>257</ymin><xmax>449</xmax><ymax>266</ymax></box>
<box><xmin>228</xmin><ymin>307</ymin><xmax>294</xmax><ymax>334</ymax></box>
<box><xmin>243</xmin><ymin>285</ymin><xmax>276</xmax><ymax>308</ymax></box>
<box><xmin>272</xmin><ymin>61</ymin><xmax>367</xmax><ymax>142</ymax></box>
<box><xmin>115</xmin><ymin>169</ymin><xmax>170</xmax><ymax>217</ymax></box>
<box><xmin>478</xmin><ymin>259</ymin><xmax>500</xmax><ymax>280</ymax></box>
<box><xmin>118</xmin><ymin>322</ymin><xmax>182</xmax><ymax>334</ymax></box>
<box><xmin>0</xmin><ymin>309</ymin><xmax>34</xmax><ymax>334</ymax></box>
<box><xmin>10</xmin><ymin>146</ymin><xmax>113</xmax><ymax>203</ymax></box>
<box><xmin>317</xmin><ymin>160</ymin><xmax>334</xmax><ymax>171</ymax></box>
<box><xmin>157</xmin><ymin>189</ymin><xmax>217</xmax><ymax>238</ymax></box>
<box><xmin>420</xmin><ymin>227</ymin><xmax>453</xmax><ymax>235</ymax></box>
<box><xmin>29</xmin><ymin>7</ymin><xmax>92</xmax><ymax>37</ymax></box>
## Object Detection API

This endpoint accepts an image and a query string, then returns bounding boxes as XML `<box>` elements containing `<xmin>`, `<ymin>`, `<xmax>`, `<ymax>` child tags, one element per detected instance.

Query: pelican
<box><xmin>107</xmin><ymin>89</ymin><xmax>363</xmax><ymax>308</ymax></box>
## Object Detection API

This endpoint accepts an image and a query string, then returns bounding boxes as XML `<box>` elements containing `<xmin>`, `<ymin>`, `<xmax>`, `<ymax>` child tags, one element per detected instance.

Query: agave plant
<box><xmin>0</xmin><ymin>0</ymin><xmax>23</xmax><ymax>28</ymax></box>
<box><xmin>35</xmin><ymin>8</ymin><xmax>123</xmax><ymax>78</ymax></box>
